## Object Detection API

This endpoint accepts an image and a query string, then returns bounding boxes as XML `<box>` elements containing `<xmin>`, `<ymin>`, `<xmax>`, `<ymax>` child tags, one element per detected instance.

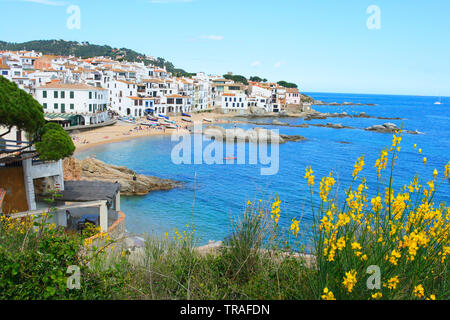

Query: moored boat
<box><xmin>182</xmin><ymin>117</ymin><xmax>192</xmax><ymax>122</ymax></box>
<box><xmin>164</xmin><ymin>119</ymin><xmax>177</xmax><ymax>124</ymax></box>
<box><xmin>203</xmin><ymin>118</ymin><xmax>213</xmax><ymax>123</ymax></box>
<box><xmin>140</xmin><ymin>122</ymin><xmax>158</xmax><ymax>127</ymax></box>
<box><xmin>434</xmin><ymin>97</ymin><xmax>443</xmax><ymax>105</ymax></box>
<box><xmin>121</xmin><ymin>118</ymin><xmax>135</xmax><ymax>124</ymax></box>
<box><xmin>182</xmin><ymin>112</ymin><xmax>192</xmax><ymax>117</ymax></box>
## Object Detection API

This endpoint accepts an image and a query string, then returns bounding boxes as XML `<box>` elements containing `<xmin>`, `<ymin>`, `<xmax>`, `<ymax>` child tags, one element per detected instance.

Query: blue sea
<box><xmin>76</xmin><ymin>93</ymin><xmax>450</xmax><ymax>245</ymax></box>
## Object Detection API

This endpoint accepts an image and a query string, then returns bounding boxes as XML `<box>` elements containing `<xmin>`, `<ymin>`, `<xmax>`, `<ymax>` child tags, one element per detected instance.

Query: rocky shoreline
<box><xmin>303</xmin><ymin>111</ymin><xmax>402</xmax><ymax>121</ymax></box>
<box><xmin>236</xmin><ymin>113</ymin><xmax>422</xmax><ymax>135</ymax></box>
<box><xmin>243</xmin><ymin>110</ymin><xmax>402</xmax><ymax>121</ymax></box>
<box><xmin>63</xmin><ymin>157</ymin><xmax>180</xmax><ymax>196</ymax></box>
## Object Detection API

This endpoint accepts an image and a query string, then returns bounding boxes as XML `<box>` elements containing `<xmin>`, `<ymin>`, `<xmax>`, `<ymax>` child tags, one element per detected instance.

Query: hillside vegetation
<box><xmin>0</xmin><ymin>40</ymin><xmax>190</xmax><ymax>76</ymax></box>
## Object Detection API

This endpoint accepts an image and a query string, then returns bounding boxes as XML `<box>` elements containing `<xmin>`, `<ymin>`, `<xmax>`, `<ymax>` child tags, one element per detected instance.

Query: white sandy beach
<box><xmin>73</xmin><ymin>112</ymin><xmax>235</xmax><ymax>153</ymax></box>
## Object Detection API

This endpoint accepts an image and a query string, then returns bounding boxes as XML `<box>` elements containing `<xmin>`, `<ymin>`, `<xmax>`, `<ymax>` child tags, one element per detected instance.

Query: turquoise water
<box><xmin>76</xmin><ymin>93</ymin><xmax>450</xmax><ymax>245</ymax></box>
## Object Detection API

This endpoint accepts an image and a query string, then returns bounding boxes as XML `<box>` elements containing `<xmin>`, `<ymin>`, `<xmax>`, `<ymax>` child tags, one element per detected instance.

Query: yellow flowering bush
<box><xmin>308</xmin><ymin>130</ymin><xmax>449</xmax><ymax>300</ymax></box>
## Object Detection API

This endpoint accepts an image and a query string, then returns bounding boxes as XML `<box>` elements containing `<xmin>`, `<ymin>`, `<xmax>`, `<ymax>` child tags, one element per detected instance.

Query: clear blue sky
<box><xmin>1</xmin><ymin>0</ymin><xmax>449</xmax><ymax>96</ymax></box>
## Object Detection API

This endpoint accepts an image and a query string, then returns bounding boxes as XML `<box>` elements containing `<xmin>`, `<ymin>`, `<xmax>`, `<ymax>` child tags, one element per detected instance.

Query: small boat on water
<box><xmin>434</xmin><ymin>97</ymin><xmax>443</xmax><ymax>105</ymax></box>
<box><xmin>182</xmin><ymin>112</ymin><xmax>192</xmax><ymax>118</ymax></box>
<box><xmin>203</xmin><ymin>118</ymin><xmax>213</xmax><ymax>123</ymax></box>
<box><xmin>182</xmin><ymin>117</ymin><xmax>192</xmax><ymax>122</ymax></box>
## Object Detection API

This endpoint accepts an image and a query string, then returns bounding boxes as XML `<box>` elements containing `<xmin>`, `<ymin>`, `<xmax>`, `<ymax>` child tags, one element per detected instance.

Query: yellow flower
<box><xmin>419</xmin><ymin>149</ymin><xmax>422</xmax><ymax>154</ymax></box>
<box><xmin>271</xmin><ymin>196</ymin><xmax>281</xmax><ymax>225</ymax></box>
<box><xmin>371</xmin><ymin>292</ymin><xmax>382</xmax><ymax>299</ymax></box>
<box><xmin>352</xmin><ymin>155</ymin><xmax>365</xmax><ymax>179</ymax></box>
<box><xmin>351</xmin><ymin>242</ymin><xmax>362</xmax><ymax>251</ymax></box>
<box><xmin>433</xmin><ymin>169</ymin><xmax>438</xmax><ymax>179</ymax></box>
<box><xmin>371</xmin><ymin>196</ymin><xmax>383</xmax><ymax>212</ymax></box>
<box><xmin>414</xmin><ymin>144</ymin><xmax>417</xmax><ymax>149</ymax></box>
<box><xmin>304</xmin><ymin>166</ymin><xmax>315</xmax><ymax>186</ymax></box>
<box><xmin>387</xmin><ymin>249</ymin><xmax>401</xmax><ymax>266</ymax></box>
<box><xmin>360</xmin><ymin>254</ymin><xmax>368</xmax><ymax>261</ymax></box>
<box><xmin>290</xmin><ymin>218</ymin><xmax>300</xmax><ymax>236</ymax></box>
<box><xmin>319</xmin><ymin>173</ymin><xmax>336</xmax><ymax>202</ymax></box>
<box><xmin>445</xmin><ymin>161</ymin><xmax>450</xmax><ymax>178</ymax></box>
<box><xmin>374</xmin><ymin>149</ymin><xmax>388</xmax><ymax>177</ymax></box>
<box><xmin>423</xmin><ymin>157</ymin><xmax>427</xmax><ymax>164</ymax></box>
<box><xmin>342</xmin><ymin>270</ymin><xmax>357</xmax><ymax>293</ymax></box>
<box><xmin>392</xmin><ymin>134</ymin><xmax>402</xmax><ymax>147</ymax></box>
<box><xmin>321</xmin><ymin>287</ymin><xmax>336</xmax><ymax>300</ymax></box>
<box><xmin>426</xmin><ymin>294</ymin><xmax>436</xmax><ymax>300</ymax></box>
<box><xmin>336</xmin><ymin>237</ymin><xmax>346</xmax><ymax>250</ymax></box>
<box><xmin>387</xmin><ymin>276</ymin><xmax>399</xmax><ymax>290</ymax></box>
<box><xmin>413</xmin><ymin>284</ymin><xmax>425</xmax><ymax>299</ymax></box>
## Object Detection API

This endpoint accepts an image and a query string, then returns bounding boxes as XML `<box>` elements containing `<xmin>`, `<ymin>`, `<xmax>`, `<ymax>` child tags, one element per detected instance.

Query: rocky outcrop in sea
<box><xmin>63</xmin><ymin>157</ymin><xmax>180</xmax><ymax>195</ymax></box>
<box><xmin>201</xmin><ymin>126</ymin><xmax>306</xmax><ymax>144</ymax></box>
<box><xmin>365</xmin><ymin>123</ymin><xmax>422</xmax><ymax>135</ymax></box>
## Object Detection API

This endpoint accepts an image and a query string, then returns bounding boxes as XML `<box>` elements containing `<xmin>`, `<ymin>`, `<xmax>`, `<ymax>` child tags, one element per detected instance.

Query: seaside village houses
<box><xmin>1</xmin><ymin>50</ymin><xmax>307</xmax><ymax>126</ymax></box>
<box><xmin>0</xmin><ymin>48</ymin><xmax>309</xmax><ymax>243</ymax></box>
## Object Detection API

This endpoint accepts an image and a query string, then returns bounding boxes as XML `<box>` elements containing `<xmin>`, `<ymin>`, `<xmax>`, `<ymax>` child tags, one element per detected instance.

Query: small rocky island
<box><xmin>200</xmin><ymin>126</ymin><xmax>306</xmax><ymax>144</ymax></box>
<box><xmin>63</xmin><ymin>158</ymin><xmax>180</xmax><ymax>195</ymax></box>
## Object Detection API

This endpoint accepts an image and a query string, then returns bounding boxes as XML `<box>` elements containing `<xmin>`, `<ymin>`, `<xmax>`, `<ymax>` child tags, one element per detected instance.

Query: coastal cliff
<box><xmin>63</xmin><ymin>157</ymin><xmax>179</xmax><ymax>196</ymax></box>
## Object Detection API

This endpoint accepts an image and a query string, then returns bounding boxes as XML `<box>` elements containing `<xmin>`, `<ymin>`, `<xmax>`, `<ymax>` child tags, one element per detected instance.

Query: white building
<box><xmin>127</xmin><ymin>96</ymin><xmax>160</xmax><ymax>117</ymax></box>
<box><xmin>249</xmin><ymin>84</ymin><xmax>271</xmax><ymax>98</ymax></box>
<box><xmin>161</xmin><ymin>94</ymin><xmax>192</xmax><ymax>115</ymax></box>
<box><xmin>36</xmin><ymin>82</ymin><xmax>109</xmax><ymax>126</ymax></box>
<box><xmin>106</xmin><ymin>79</ymin><xmax>137</xmax><ymax>115</ymax></box>
<box><xmin>217</xmin><ymin>93</ymin><xmax>248</xmax><ymax>113</ymax></box>
<box><xmin>193</xmin><ymin>73</ymin><xmax>211</xmax><ymax>111</ymax></box>
<box><xmin>248</xmin><ymin>96</ymin><xmax>272</xmax><ymax>113</ymax></box>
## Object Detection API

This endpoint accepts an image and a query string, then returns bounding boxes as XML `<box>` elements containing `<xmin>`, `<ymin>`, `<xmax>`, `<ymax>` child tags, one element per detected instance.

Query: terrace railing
<box><xmin>0</xmin><ymin>139</ymin><xmax>34</xmax><ymax>164</ymax></box>
<box><xmin>9</xmin><ymin>200</ymin><xmax>110</xmax><ymax>232</ymax></box>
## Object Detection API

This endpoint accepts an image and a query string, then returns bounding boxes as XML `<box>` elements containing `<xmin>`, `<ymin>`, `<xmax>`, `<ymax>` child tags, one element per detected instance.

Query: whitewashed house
<box><xmin>106</xmin><ymin>79</ymin><xmax>137</xmax><ymax>115</ymax></box>
<box><xmin>36</xmin><ymin>82</ymin><xmax>109</xmax><ymax>126</ymax></box>
<box><xmin>217</xmin><ymin>93</ymin><xmax>248</xmax><ymax>113</ymax></box>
